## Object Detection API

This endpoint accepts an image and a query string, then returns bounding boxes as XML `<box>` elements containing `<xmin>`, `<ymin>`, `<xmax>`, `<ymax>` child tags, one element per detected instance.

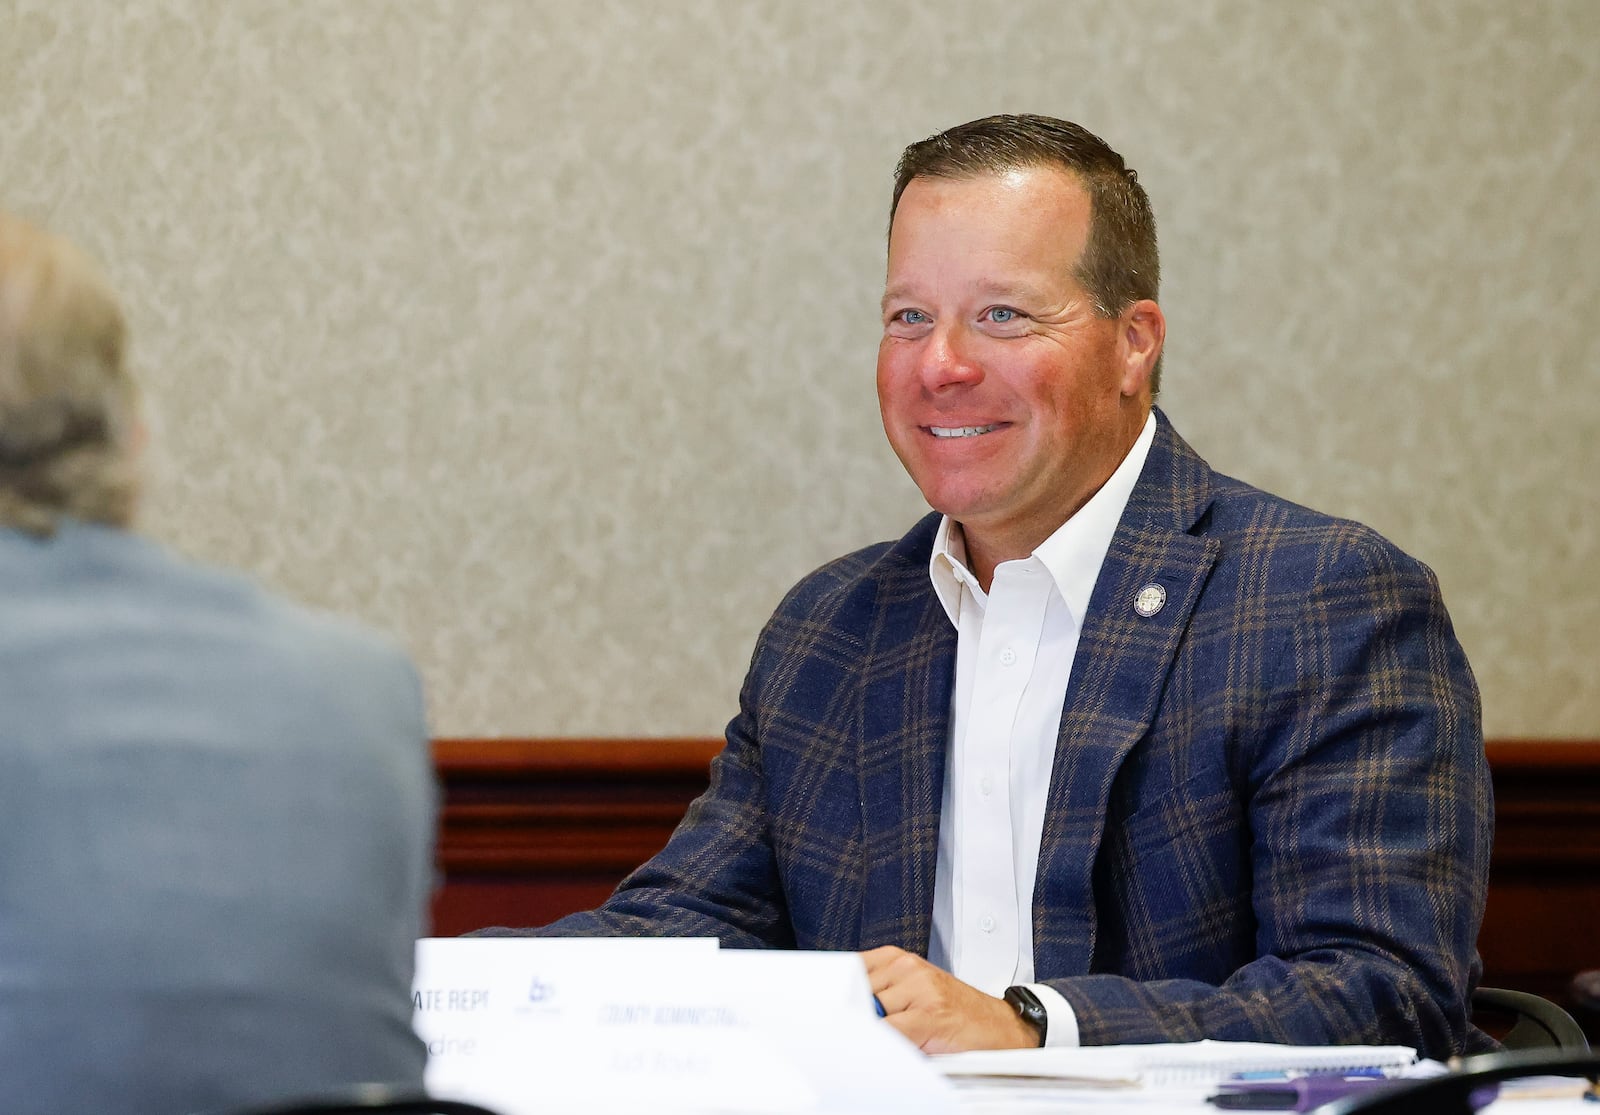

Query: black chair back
<box><xmin>1471</xmin><ymin>986</ymin><xmax>1590</xmax><ymax>1051</ymax></box>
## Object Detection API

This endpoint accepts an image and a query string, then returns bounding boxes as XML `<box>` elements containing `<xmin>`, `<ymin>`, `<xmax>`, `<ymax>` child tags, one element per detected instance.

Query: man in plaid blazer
<box><xmin>502</xmin><ymin>115</ymin><xmax>1493</xmax><ymax>1058</ymax></box>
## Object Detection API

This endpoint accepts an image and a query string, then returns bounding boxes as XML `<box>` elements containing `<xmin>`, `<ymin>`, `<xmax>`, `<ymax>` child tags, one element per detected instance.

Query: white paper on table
<box><xmin>935</xmin><ymin>1040</ymin><xmax>1416</xmax><ymax>1087</ymax></box>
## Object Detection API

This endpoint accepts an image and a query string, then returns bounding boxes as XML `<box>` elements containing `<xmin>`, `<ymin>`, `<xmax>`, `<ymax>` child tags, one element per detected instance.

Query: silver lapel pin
<box><xmin>1133</xmin><ymin>583</ymin><xmax>1166</xmax><ymax>617</ymax></box>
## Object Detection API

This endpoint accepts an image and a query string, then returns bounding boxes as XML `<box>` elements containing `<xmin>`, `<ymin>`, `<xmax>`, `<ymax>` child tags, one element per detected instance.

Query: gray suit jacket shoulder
<box><xmin>0</xmin><ymin>521</ymin><xmax>435</xmax><ymax>1115</ymax></box>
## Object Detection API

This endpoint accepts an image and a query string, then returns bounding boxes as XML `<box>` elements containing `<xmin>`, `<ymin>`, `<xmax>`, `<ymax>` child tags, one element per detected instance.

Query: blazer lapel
<box><xmin>855</xmin><ymin>516</ymin><xmax>953</xmax><ymax>954</ymax></box>
<box><xmin>1032</xmin><ymin>413</ymin><xmax>1222</xmax><ymax>976</ymax></box>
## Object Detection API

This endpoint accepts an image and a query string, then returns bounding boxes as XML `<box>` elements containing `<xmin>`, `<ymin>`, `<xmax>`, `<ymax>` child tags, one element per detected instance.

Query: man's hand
<box><xmin>861</xmin><ymin>945</ymin><xmax>1041</xmax><ymax>1053</ymax></box>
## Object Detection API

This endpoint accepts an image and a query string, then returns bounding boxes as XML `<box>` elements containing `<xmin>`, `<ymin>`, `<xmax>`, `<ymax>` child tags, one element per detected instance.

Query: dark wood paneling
<box><xmin>431</xmin><ymin>738</ymin><xmax>720</xmax><ymax>935</ymax></box>
<box><xmin>433</xmin><ymin>737</ymin><xmax>1600</xmax><ymax>1033</ymax></box>
<box><xmin>1478</xmin><ymin>740</ymin><xmax>1600</xmax><ymax>1032</ymax></box>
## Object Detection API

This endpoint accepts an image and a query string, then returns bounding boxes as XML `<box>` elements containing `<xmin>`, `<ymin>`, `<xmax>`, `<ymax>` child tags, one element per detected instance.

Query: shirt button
<box><xmin>999</xmin><ymin>647</ymin><xmax>1017</xmax><ymax>666</ymax></box>
<box><xmin>980</xmin><ymin>915</ymin><xmax>996</xmax><ymax>933</ymax></box>
<box><xmin>979</xmin><ymin>775</ymin><xmax>994</xmax><ymax>796</ymax></box>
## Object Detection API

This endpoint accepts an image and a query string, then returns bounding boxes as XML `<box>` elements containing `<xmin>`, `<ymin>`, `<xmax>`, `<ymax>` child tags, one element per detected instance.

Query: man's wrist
<box><xmin>1003</xmin><ymin>985</ymin><xmax>1048</xmax><ymax>1047</ymax></box>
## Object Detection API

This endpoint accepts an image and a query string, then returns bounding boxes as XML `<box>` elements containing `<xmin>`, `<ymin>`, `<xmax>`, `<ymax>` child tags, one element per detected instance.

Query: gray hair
<box><xmin>0</xmin><ymin>213</ymin><xmax>140</xmax><ymax>536</ymax></box>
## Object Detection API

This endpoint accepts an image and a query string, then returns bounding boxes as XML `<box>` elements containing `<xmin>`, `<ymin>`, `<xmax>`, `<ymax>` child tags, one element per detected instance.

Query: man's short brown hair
<box><xmin>891</xmin><ymin>114</ymin><xmax>1163</xmax><ymax>392</ymax></box>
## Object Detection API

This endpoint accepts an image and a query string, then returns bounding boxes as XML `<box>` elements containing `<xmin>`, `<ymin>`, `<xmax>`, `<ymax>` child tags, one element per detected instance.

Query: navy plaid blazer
<box><xmin>528</xmin><ymin>412</ymin><xmax>1494</xmax><ymax>1057</ymax></box>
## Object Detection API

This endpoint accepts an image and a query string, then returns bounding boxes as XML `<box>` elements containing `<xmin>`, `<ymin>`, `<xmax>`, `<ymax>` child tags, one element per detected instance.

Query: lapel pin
<box><xmin>1133</xmin><ymin>583</ymin><xmax>1166</xmax><ymax>617</ymax></box>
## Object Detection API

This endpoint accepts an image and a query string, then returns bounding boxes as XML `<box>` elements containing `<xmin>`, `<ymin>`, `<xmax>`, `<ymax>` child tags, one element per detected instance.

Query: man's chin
<box><xmin>918</xmin><ymin>489</ymin><xmax>1002</xmax><ymax>526</ymax></box>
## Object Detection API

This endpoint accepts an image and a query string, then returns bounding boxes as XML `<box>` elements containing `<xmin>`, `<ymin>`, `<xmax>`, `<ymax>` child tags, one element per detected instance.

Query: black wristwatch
<box><xmin>1003</xmin><ymin>985</ymin><xmax>1048</xmax><ymax>1046</ymax></box>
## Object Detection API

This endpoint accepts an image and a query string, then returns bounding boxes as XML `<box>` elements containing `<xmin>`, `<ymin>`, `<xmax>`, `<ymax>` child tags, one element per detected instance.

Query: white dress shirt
<box><xmin>926</xmin><ymin>412</ymin><xmax>1156</xmax><ymax>1046</ymax></box>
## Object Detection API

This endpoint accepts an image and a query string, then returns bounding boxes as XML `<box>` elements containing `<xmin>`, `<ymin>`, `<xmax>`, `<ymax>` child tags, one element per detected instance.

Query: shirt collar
<box><xmin>929</xmin><ymin>515</ymin><xmax>978</xmax><ymax>626</ymax></box>
<box><xmin>928</xmin><ymin>411</ymin><xmax>1158</xmax><ymax>628</ymax></box>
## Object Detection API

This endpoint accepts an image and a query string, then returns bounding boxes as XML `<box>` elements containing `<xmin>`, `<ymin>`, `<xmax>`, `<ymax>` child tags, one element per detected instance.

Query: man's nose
<box><xmin>920</xmin><ymin>326</ymin><xmax>985</xmax><ymax>391</ymax></box>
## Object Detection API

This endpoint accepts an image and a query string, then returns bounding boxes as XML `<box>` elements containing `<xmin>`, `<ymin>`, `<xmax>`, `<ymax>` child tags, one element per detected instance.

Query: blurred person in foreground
<box><xmin>479</xmin><ymin>115</ymin><xmax>1493</xmax><ymax>1059</ymax></box>
<box><xmin>0</xmin><ymin>211</ymin><xmax>435</xmax><ymax>1115</ymax></box>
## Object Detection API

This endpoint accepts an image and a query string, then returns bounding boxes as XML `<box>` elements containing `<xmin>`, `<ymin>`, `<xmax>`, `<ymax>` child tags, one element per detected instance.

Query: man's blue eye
<box><xmin>899</xmin><ymin>310</ymin><xmax>929</xmax><ymax>325</ymax></box>
<box><xmin>989</xmin><ymin>307</ymin><xmax>1017</xmax><ymax>323</ymax></box>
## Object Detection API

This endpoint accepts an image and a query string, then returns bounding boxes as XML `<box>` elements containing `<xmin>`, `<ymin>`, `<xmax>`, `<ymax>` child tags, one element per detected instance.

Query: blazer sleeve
<box><xmin>475</xmin><ymin>622</ymin><xmax>797</xmax><ymax>948</ymax></box>
<box><xmin>1043</xmin><ymin>531</ymin><xmax>1493</xmax><ymax>1057</ymax></box>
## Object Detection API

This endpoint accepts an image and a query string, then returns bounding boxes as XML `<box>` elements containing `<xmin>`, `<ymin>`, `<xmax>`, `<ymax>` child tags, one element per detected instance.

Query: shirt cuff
<box><xmin>1025</xmin><ymin>982</ymin><xmax>1080</xmax><ymax>1047</ymax></box>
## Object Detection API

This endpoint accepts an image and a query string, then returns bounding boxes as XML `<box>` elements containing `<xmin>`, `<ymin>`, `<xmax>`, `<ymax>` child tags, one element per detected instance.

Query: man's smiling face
<box><xmin>876</xmin><ymin>165</ymin><xmax>1155</xmax><ymax>570</ymax></box>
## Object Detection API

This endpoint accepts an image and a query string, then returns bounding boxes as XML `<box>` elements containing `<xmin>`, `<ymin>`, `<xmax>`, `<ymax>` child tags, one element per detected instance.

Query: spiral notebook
<box><xmin>936</xmin><ymin>1040</ymin><xmax>1417</xmax><ymax>1088</ymax></box>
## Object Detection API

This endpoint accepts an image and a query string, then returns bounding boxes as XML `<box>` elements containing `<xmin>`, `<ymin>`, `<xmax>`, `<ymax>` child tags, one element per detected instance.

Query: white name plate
<box><xmin>411</xmin><ymin>938</ymin><xmax>956</xmax><ymax>1115</ymax></box>
<box><xmin>412</xmin><ymin>936</ymin><xmax>717</xmax><ymax>1038</ymax></box>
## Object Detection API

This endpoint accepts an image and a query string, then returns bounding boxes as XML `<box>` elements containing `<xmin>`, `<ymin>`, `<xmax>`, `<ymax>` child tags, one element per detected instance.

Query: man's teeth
<box><xmin>929</xmin><ymin>424</ymin><xmax>999</xmax><ymax>438</ymax></box>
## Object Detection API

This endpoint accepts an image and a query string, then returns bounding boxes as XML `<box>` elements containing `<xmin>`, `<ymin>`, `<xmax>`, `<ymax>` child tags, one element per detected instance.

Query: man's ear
<box><xmin>1119</xmin><ymin>299</ymin><xmax>1165</xmax><ymax>397</ymax></box>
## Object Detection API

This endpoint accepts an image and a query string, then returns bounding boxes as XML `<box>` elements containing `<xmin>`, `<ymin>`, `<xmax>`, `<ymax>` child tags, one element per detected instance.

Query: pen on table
<box><xmin>1231</xmin><ymin>1068</ymin><xmax>1388</xmax><ymax>1081</ymax></box>
<box><xmin>1208</xmin><ymin>1075</ymin><xmax>1395</xmax><ymax>1111</ymax></box>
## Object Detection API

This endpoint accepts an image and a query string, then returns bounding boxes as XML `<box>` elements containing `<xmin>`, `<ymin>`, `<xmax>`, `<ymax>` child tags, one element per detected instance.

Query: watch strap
<box><xmin>1003</xmin><ymin>984</ymin><xmax>1048</xmax><ymax>1046</ymax></box>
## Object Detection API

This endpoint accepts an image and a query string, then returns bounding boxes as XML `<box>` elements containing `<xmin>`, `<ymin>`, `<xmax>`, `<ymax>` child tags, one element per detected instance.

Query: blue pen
<box><xmin>873</xmin><ymin>995</ymin><xmax>887</xmax><ymax>1018</ymax></box>
<box><xmin>1231</xmin><ymin>1068</ymin><xmax>1387</xmax><ymax>1083</ymax></box>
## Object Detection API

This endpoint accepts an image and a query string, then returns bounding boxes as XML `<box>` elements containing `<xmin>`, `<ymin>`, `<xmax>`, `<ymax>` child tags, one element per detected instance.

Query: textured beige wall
<box><xmin>3</xmin><ymin>1</ymin><xmax>1596</xmax><ymax>737</ymax></box>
